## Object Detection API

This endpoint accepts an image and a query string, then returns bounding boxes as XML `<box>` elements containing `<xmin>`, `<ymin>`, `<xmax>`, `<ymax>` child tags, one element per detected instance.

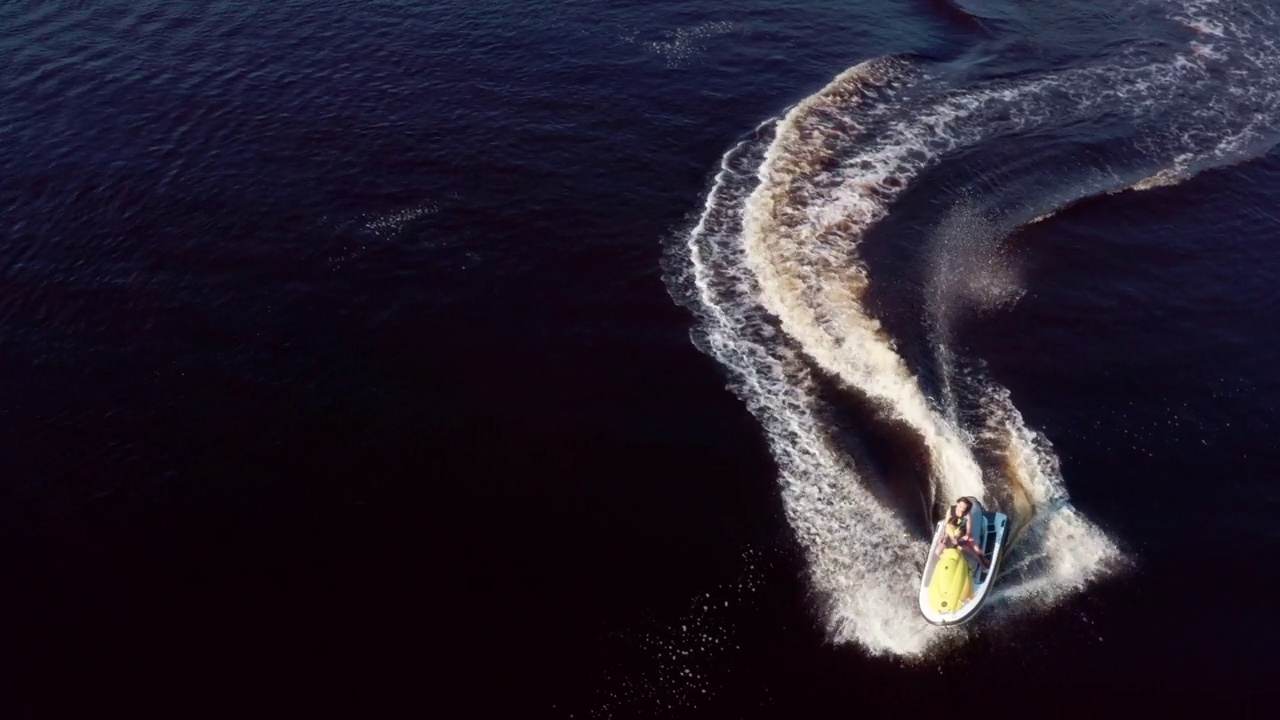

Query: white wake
<box><xmin>670</xmin><ymin>0</ymin><xmax>1280</xmax><ymax>657</ymax></box>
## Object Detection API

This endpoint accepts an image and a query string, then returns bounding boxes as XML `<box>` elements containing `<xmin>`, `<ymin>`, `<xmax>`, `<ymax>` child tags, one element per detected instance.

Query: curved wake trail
<box><xmin>677</xmin><ymin>126</ymin><xmax>954</xmax><ymax>654</ymax></box>
<box><xmin>669</xmin><ymin>0</ymin><xmax>1280</xmax><ymax>657</ymax></box>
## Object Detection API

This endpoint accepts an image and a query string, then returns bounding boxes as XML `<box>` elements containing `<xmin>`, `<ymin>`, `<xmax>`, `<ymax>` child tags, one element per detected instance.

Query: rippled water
<box><xmin>3</xmin><ymin>0</ymin><xmax>1278</xmax><ymax>716</ymax></box>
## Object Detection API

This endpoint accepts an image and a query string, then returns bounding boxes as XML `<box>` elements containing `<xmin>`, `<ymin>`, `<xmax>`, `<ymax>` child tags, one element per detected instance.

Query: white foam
<box><xmin>742</xmin><ymin>57</ymin><xmax>988</xmax><ymax>504</ymax></box>
<box><xmin>681</xmin><ymin>121</ymin><xmax>949</xmax><ymax>655</ymax></box>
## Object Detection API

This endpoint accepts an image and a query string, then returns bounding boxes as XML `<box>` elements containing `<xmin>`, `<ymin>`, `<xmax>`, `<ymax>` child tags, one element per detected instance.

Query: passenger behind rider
<box><xmin>936</xmin><ymin>498</ymin><xmax>989</xmax><ymax>570</ymax></box>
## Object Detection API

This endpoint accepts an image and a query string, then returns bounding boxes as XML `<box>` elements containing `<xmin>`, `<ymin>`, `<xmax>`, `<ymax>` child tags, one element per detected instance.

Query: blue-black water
<box><xmin>3</xmin><ymin>0</ymin><xmax>1279</xmax><ymax>715</ymax></box>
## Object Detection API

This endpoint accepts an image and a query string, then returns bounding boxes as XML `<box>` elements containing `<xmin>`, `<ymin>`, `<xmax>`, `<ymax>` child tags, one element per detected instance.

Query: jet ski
<box><xmin>917</xmin><ymin>496</ymin><xmax>1009</xmax><ymax>626</ymax></box>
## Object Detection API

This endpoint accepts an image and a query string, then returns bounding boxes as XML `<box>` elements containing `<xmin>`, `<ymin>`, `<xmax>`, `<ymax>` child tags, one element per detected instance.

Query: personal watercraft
<box><xmin>917</xmin><ymin>496</ymin><xmax>1008</xmax><ymax>626</ymax></box>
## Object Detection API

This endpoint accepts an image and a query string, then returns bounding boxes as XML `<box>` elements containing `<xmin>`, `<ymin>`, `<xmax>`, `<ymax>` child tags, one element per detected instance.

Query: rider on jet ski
<box><xmin>936</xmin><ymin>498</ymin><xmax>989</xmax><ymax>570</ymax></box>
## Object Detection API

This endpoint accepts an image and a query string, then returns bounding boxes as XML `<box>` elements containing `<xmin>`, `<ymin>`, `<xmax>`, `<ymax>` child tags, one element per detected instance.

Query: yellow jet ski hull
<box><xmin>927</xmin><ymin>548</ymin><xmax>973</xmax><ymax>615</ymax></box>
<box><xmin>918</xmin><ymin>497</ymin><xmax>1009</xmax><ymax>625</ymax></box>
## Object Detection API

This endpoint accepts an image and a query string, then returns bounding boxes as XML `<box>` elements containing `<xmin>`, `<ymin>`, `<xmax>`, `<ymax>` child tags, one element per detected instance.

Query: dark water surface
<box><xmin>3</xmin><ymin>0</ymin><xmax>1279</xmax><ymax>716</ymax></box>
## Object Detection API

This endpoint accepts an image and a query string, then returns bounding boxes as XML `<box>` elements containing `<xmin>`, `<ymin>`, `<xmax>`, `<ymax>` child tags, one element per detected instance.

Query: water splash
<box><xmin>623</xmin><ymin>20</ymin><xmax>740</xmax><ymax>68</ymax></box>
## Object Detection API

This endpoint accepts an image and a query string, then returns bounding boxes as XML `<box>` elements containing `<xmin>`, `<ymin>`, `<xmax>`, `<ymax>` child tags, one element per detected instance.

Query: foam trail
<box><xmin>667</xmin><ymin>0</ymin><xmax>1280</xmax><ymax>657</ymax></box>
<box><xmin>729</xmin><ymin>56</ymin><xmax>1133</xmax><ymax>655</ymax></box>
<box><xmin>676</xmin><ymin>125</ymin><xmax>953</xmax><ymax>655</ymax></box>
<box><xmin>742</xmin><ymin>58</ymin><xmax>987</xmax><ymax>511</ymax></box>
